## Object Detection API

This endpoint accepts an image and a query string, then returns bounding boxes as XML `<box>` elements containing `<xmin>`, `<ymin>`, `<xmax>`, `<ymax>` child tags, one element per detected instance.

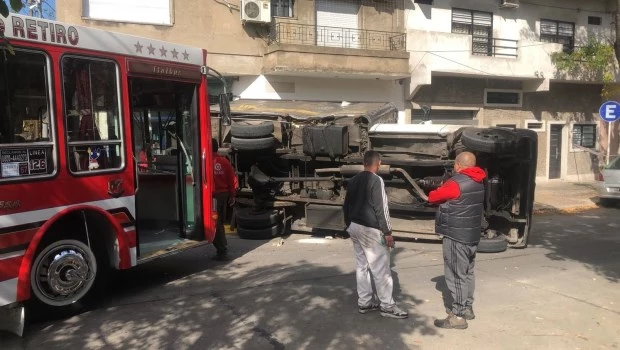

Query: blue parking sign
<box><xmin>599</xmin><ymin>101</ymin><xmax>620</xmax><ymax>122</ymax></box>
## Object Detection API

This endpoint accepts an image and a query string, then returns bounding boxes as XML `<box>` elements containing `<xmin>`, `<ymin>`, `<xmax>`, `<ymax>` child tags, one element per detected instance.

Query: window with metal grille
<box><xmin>272</xmin><ymin>0</ymin><xmax>293</xmax><ymax>17</ymax></box>
<box><xmin>452</xmin><ymin>8</ymin><xmax>493</xmax><ymax>56</ymax></box>
<box><xmin>572</xmin><ymin>124</ymin><xmax>596</xmax><ymax>148</ymax></box>
<box><xmin>484</xmin><ymin>89</ymin><xmax>522</xmax><ymax>107</ymax></box>
<box><xmin>540</xmin><ymin>19</ymin><xmax>574</xmax><ymax>53</ymax></box>
<box><xmin>588</xmin><ymin>16</ymin><xmax>602</xmax><ymax>25</ymax></box>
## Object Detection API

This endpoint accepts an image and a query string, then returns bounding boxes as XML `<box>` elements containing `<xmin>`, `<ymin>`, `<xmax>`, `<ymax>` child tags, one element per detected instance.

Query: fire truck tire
<box><xmin>236</xmin><ymin>208</ymin><xmax>282</xmax><ymax>229</ymax></box>
<box><xmin>231</xmin><ymin>136</ymin><xmax>277</xmax><ymax>151</ymax></box>
<box><xmin>461</xmin><ymin>128</ymin><xmax>517</xmax><ymax>154</ymax></box>
<box><xmin>477</xmin><ymin>236</ymin><xmax>508</xmax><ymax>253</ymax></box>
<box><xmin>237</xmin><ymin>225</ymin><xmax>282</xmax><ymax>240</ymax></box>
<box><xmin>231</xmin><ymin>121</ymin><xmax>275</xmax><ymax>138</ymax></box>
<box><xmin>30</xmin><ymin>239</ymin><xmax>106</xmax><ymax>311</ymax></box>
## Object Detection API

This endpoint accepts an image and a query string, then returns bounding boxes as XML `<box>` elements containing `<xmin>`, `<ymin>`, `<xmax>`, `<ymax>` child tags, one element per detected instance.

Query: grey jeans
<box><xmin>443</xmin><ymin>237</ymin><xmax>477</xmax><ymax>317</ymax></box>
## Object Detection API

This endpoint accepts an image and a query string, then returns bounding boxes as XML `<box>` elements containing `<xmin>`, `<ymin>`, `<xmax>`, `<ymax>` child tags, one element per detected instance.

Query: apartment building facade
<box><xmin>408</xmin><ymin>0</ymin><xmax>618</xmax><ymax>181</ymax></box>
<box><xmin>56</xmin><ymin>0</ymin><xmax>618</xmax><ymax>181</ymax></box>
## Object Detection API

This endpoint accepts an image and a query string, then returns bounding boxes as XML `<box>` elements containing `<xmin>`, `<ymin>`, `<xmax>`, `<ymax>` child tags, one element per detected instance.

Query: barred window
<box><xmin>272</xmin><ymin>0</ymin><xmax>293</xmax><ymax>17</ymax></box>
<box><xmin>540</xmin><ymin>19</ymin><xmax>574</xmax><ymax>53</ymax></box>
<box><xmin>572</xmin><ymin>124</ymin><xmax>596</xmax><ymax>149</ymax></box>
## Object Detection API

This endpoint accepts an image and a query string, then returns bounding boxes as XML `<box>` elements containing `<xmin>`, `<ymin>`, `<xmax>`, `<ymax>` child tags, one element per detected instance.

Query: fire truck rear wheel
<box><xmin>30</xmin><ymin>239</ymin><xmax>105</xmax><ymax>311</ymax></box>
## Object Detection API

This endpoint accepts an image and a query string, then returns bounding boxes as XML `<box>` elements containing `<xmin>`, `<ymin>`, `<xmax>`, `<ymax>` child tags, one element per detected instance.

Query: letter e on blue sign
<box><xmin>599</xmin><ymin>101</ymin><xmax>620</xmax><ymax>122</ymax></box>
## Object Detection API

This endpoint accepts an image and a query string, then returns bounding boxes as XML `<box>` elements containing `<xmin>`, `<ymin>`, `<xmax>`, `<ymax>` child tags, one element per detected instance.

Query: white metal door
<box><xmin>316</xmin><ymin>0</ymin><xmax>360</xmax><ymax>49</ymax></box>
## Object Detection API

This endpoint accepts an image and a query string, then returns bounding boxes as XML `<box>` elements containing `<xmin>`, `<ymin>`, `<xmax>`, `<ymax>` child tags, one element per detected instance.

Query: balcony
<box><xmin>263</xmin><ymin>22</ymin><xmax>410</xmax><ymax>79</ymax></box>
<box><xmin>270</xmin><ymin>23</ymin><xmax>407</xmax><ymax>52</ymax></box>
<box><xmin>472</xmin><ymin>36</ymin><xmax>518</xmax><ymax>58</ymax></box>
<box><xmin>408</xmin><ymin>29</ymin><xmax>564</xmax><ymax>96</ymax></box>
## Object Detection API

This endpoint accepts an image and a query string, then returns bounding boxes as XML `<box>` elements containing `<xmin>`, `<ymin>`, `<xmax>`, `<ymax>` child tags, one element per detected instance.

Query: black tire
<box><xmin>478</xmin><ymin>236</ymin><xmax>508</xmax><ymax>253</ymax></box>
<box><xmin>461</xmin><ymin>128</ymin><xmax>517</xmax><ymax>154</ymax></box>
<box><xmin>29</xmin><ymin>239</ymin><xmax>108</xmax><ymax>316</ymax></box>
<box><xmin>231</xmin><ymin>136</ymin><xmax>276</xmax><ymax>151</ymax></box>
<box><xmin>231</xmin><ymin>121</ymin><xmax>274</xmax><ymax>138</ymax></box>
<box><xmin>236</xmin><ymin>208</ymin><xmax>282</xmax><ymax>229</ymax></box>
<box><xmin>238</xmin><ymin>225</ymin><xmax>282</xmax><ymax>240</ymax></box>
<box><xmin>599</xmin><ymin>198</ymin><xmax>617</xmax><ymax>207</ymax></box>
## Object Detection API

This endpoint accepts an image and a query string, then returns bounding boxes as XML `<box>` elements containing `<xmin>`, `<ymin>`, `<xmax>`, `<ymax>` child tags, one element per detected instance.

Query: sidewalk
<box><xmin>534</xmin><ymin>180</ymin><xmax>600</xmax><ymax>214</ymax></box>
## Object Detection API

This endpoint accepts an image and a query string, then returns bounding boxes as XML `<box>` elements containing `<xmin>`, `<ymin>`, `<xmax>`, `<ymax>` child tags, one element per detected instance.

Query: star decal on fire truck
<box><xmin>134</xmin><ymin>42</ymin><xmax>188</xmax><ymax>61</ymax></box>
<box><xmin>134</xmin><ymin>41</ymin><xmax>143</xmax><ymax>53</ymax></box>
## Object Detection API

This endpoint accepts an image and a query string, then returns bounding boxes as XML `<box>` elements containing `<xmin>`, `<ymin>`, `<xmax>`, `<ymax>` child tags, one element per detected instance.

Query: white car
<box><xmin>597</xmin><ymin>156</ymin><xmax>620</xmax><ymax>206</ymax></box>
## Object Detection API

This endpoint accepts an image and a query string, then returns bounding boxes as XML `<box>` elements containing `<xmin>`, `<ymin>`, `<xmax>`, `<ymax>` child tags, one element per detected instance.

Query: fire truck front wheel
<box><xmin>30</xmin><ymin>239</ymin><xmax>102</xmax><ymax>310</ymax></box>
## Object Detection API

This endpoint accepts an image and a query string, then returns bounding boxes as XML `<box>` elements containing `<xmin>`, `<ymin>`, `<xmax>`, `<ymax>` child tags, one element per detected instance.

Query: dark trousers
<box><xmin>213</xmin><ymin>192</ymin><xmax>229</xmax><ymax>255</ymax></box>
<box><xmin>443</xmin><ymin>237</ymin><xmax>477</xmax><ymax>317</ymax></box>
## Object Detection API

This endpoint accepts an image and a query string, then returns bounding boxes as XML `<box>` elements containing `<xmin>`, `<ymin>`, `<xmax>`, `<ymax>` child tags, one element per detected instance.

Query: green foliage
<box><xmin>551</xmin><ymin>40</ymin><xmax>616</xmax><ymax>83</ymax></box>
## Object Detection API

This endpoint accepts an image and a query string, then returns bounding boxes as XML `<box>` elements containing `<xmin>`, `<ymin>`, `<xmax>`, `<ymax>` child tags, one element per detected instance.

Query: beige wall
<box><xmin>413</xmin><ymin>77</ymin><xmax>604</xmax><ymax>178</ymax></box>
<box><xmin>59</xmin><ymin>0</ymin><xmax>406</xmax><ymax>76</ymax></box>
<box><xmin>58</xmin><ymin>0</ymin><xmax>267</xmax><ymax>75</ymax></box>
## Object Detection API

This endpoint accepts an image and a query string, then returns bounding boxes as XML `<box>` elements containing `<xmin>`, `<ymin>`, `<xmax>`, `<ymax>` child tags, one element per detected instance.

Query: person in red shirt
<box><xmin>212</xmin><ymin>139</ymin><xmax>239</xmax><ymax>261</ymax></box>
<box><xmin>428</xmin><ymin>151</ymin><xmax>486</xmax><ymax>330</ymax></box>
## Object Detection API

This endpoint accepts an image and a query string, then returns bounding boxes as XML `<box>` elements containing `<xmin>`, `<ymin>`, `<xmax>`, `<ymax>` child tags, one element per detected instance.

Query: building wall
<box><xmin>413</xmin><ymin>76</ymin><xmax>603</xmax><ymax>179</ymax></box>
<box><xmin>407</xmin><ymin>0</ymin><xmax>614</xmax><ymax>44</ymax></box>
<box><xmin>406</xmin><ymin>0</ymin><xmax>616</xmax><ymax>90</ymax></box>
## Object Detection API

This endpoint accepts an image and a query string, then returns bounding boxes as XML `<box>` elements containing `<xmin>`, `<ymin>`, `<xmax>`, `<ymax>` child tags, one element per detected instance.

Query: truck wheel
<box><xmin>30</xmin><ymin>239</ymin><xmax>104</xmax><ymax>311</ymax></box>
<box><xmin>231</xmin><ymin>136</ymin><xmax>276</xmax><ymax>151</ymax></box>
<box><xmin>461</xmin><ymin>128</ymin><xmax>517</xmax><ymax>154</ymax></box>
<box><xmin>231</xmin><ymin>121</ymin><xmax>274</xmax><ymax>138</ymax></box>
<box><xmin>236</xmin><ymin>208</ymin><xmax>282</xmax><ymax>229</ymax></box>
<box><xmin>478</xmin><ymin>236</ymin><xmax>508</xmax><ymax>253</ymax></box>
<box><xmin>238</xmin><ymin>225</ymin><xmax>282</xmax><ymax>240</ymax></box>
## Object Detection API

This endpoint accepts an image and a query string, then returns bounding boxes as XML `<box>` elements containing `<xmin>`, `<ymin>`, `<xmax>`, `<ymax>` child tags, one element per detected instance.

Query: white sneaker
<box><xmin>380</xmin><ymin>305</ymin><xmax>408</xmax><ymax>319</ymax></box>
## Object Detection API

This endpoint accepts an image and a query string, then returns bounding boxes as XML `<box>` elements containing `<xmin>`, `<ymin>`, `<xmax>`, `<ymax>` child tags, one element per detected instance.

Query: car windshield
<box><xmin>606</xmin><ymin>157</ymin><xmax>620</xmax><ymax>170</ymax></box>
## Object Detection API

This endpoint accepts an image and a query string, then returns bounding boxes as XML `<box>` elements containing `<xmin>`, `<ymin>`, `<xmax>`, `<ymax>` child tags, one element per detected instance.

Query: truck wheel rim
<box><xmin>32</xmin><ymin>243</ymin><xmax>96</xmax><ymax>307</ymax></box>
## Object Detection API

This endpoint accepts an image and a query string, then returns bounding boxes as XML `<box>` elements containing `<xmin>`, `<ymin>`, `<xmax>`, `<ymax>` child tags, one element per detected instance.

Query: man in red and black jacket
<box><xmin>429</xmin><ymin>151</ymin><xmax>486</xmax><ymax>330</ymax></box>
<box><xmin>212</xmin><ymin>139</ymin><xmax>239</xmax><ymax>261</ymax></box>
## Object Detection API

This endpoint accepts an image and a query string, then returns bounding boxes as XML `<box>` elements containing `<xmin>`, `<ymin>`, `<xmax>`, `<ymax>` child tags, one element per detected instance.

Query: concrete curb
<box><xmin>533</xmin><ymin>203</ymin><xmax>600</xmax><ymax>215</ymax></box>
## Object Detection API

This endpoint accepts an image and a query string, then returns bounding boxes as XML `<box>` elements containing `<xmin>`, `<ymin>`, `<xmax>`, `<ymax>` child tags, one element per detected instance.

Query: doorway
<box><xmin>129</xmin><ymin>78</ymin><xmax>202</xmax><ymax>259</ymax></box>
<box><xmin>549</xmin><ymin>124</ymin><xmax>563</xmax><ymax>179</ymax></box>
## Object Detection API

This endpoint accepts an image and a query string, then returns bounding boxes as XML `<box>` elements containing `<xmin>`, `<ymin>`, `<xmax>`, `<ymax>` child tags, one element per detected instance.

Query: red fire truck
<box><xmin>0</xmin><ymin>14</ymin><xmax>220</xmax><ymax>334</ymax></box>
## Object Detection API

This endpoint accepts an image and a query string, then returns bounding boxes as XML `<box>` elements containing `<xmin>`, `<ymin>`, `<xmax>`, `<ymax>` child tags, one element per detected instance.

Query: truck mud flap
<box><xmin>0</xmin><ymin>304</ymin><xmax>24</xmax><ymax>336</ymax></box>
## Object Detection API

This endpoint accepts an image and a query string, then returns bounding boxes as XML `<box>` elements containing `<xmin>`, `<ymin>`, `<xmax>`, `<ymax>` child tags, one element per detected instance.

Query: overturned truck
<box><xmin>213</xmin><ymin>100</ymin><xmax>537</xmax><ymax>252</ymax></box>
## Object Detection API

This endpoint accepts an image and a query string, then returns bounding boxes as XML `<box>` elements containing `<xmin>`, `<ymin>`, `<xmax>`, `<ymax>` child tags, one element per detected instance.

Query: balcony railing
<box><xmin>270</xmin><ymin>23</ymin><xmax>407</xmax><ymax>52</ymax></box>
<box><xmin>472</xmin><ymin>36</ymin><xmax>518</xmax><ymax>58</ymax></box>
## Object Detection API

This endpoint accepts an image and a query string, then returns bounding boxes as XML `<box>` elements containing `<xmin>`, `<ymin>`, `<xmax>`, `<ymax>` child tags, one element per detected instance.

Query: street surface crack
<box><xmin>211</xmin><ymin>291</ymin><xmax>285</xmax><ymax>350</ymax></box>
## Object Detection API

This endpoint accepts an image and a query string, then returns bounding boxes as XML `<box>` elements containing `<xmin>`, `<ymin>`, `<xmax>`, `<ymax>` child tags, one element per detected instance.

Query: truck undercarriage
<box><xmin>213</xmin><ymin>100</ymin><xmax>537</xmax><ymax>252</ymax></box>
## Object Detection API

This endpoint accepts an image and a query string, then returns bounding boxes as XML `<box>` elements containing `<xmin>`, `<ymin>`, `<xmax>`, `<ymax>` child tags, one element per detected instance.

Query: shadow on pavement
<box><xmin>15</xmin><ymin>237</ymin><xmax>438</xmax><ymax>349</ymax></box>
<box><xmin>530</xmin><ymin>208</ymin><xmax>620</xmax><ymax>283</ymax></box>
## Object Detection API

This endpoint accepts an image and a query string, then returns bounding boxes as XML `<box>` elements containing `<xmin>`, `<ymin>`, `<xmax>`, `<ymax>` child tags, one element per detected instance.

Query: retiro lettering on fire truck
<box><xmin>0</xmin><ymin>16</ymin><xmax>79</xmax><ymax>46</ymax></box>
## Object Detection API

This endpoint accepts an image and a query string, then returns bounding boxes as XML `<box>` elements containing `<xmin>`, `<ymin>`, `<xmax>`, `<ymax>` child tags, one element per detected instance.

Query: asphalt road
<box><xmin>2</xmin><ymin>208</ymin><xmax>619</xmax><ymax>349</ymax></box>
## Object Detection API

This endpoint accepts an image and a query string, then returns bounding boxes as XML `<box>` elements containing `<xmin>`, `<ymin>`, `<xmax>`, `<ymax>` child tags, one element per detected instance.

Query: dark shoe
<box><xmin>434</xmin><ymin>313</ymin><xmax>468</xmax><ymax>329</ymax></box>
<box><xmin>462</xmin><ymin>307</ymin><xmax>475</xmax><ymax>320</ymax></box>
<box><xmin>358</xmin><ymin>302</ymin><xmax>380</xmax><ymax>314</ymax></box>
<box><xmin>214</xmin><ymin>253</ymin><xmax>230</xmax><ymax>261</ymax></box>
<box><xmin>380</xmin><ymin>305</ymin><xmax>408</xmax><ymax>319</ymax></box>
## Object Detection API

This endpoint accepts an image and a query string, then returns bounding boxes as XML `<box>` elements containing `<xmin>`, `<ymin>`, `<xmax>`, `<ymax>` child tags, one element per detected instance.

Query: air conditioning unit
<box><xmin>499</xmin><ymin>0</ymin><xmax>519</xmax><ymax>9</ymax></box>
<box><xmin>241</xmin><ymin>0</ymin><xmax>271</xmax><ymax>23</ymax></box>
